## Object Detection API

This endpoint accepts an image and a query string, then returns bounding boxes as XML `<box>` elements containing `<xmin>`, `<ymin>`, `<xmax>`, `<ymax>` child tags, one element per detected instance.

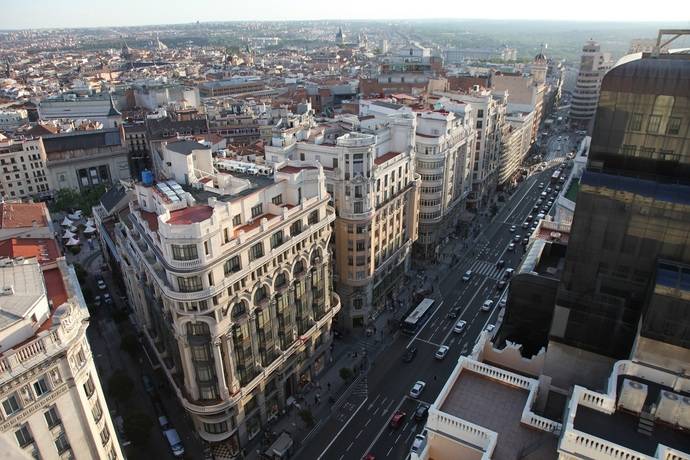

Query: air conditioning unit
<box><xmin>618</xmin><ymin>378</ymin><xmax>647</xmax><ymax>414</ymax></box>
<box><xmin>679</xmin><ymin>396</ymin><xmax>690</xmax><ymax>430</ymax></box>
<box><xmin>656</xmin><ymin>390</ymin><xmax>680</xmax><ymax>425</ymax></box>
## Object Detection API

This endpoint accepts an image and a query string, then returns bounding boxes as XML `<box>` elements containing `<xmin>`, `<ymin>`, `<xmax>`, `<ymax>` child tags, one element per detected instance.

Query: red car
<box><xmin>364</xmin><ymin>455</ymin><xmax>376</xmax><ymax>460</ymax></box>
<box><xmin>389</xmin><ymin>410</ymin><xmax>406</xmax><ymax>428</ymax></box>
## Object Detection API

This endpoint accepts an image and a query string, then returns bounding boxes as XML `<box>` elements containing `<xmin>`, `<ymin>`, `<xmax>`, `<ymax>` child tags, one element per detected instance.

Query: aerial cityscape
<box><xmin>1</xmin><ymin>2</ymin><xmax>689</xmax><ymax>460</ymax></box>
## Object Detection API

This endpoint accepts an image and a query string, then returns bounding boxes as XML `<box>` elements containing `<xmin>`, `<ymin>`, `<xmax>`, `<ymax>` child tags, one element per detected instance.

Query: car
<box><xmin>522</xmin><ymin>238</ymin><xmax>529</xmax><ymax>245</ymax></box>
<box><xmin>390</xmin><ymin>410</ymin><xmax>406</xmax><ymax>428</ymax></box>
<box><xmin>509</xmin><ymin>225</ymin><xmax>516</xmax><ymax>232</ymax></box>
<box><xmin>537</xmin><ymin>213</ymin><xmax>546</xmax><ymax>220</ymax></box>
<box><xmin>546</xmin><ymin>187</ymin><xmax>552</xmax><ymax>193</ymax></box>
<box><xmin>513</xmin><ymin>234</ymin><xmax>521</xmax><ymax>242</ymax></box>
<box><xmin>547</xmin><ymin>200</ymin><xmax>553</xmax><ymax>207</ymax></box>
<box><xmin>499</xmin><ymin>298</ymin><xmax>507</xmax><ymax>308</ymax></box>
<box><xmin>94</xmin><ymin>295</ymin><xmax>101</xmax><ymax>306</ymax></box>
<box><xmin>507</xmin><ymin>243</ymin><xmax>516</xmax><ymax>251</ymax></box>
<box><xmin>555</xmin><ymin>185</ymin><xmax>561</xmax><ymax>191</ymax></box>
<box><xmin>496</xmin><ymin>259</ymin><xmax>505</xmax><ymax>269</ymax></box>
<box><xmin>536</xmin><ymin>199</ymin><xmax>543</xmax><ymax>205</ymax></box>
<box><xmin>414</xmin><ymin>404</ymin><xmax>429</xmax><ymax>421</ymax></box>
<box><xmin>557</xmin><ymin>136</ymin><xmax>562</xmax><ymax>141</ymax></box>
<box><xmin>435</xmin><ymin>345</ymin><xmax>449</xmax><ymax>360</ymax></box>
<box><xmin>504</xmin><ymin>268</ymin><xmax>515</xmax><ymax>278</ymax></box>
<box><xmin>142</xmin><ymin>375</ymin><xmax>155</xmax><ymax>394</ymax></box>
<box><xmin>411</xmin><ymin>432</ymin><xmax>427</xmax><ymax>453</ymax></box>
<box><xmin>522</xmin><ymin>222</ymin><xmax>530</xmax><ymax>229</ymax></box>
<box><xmin>540</xmin><ymin>191</ymin><xmax>547</xmax><ymax>197</ymax></box>
<box><xmin>453</xmin><ymin>320</ymin><xmax>467</xmax><ymax>333</ymax></box>
<box><xmin>462</xmin><ymin>270</ymin><xmax>473</xmax><ymax>281</ymax></box>
<box><xmin>402</xmin><ymin>347</ymin><xmax>418</xmax><ymax>363</ymax></box>
<box><xmin>481</xmin><ymin>300</ymin><xmax>494</xmax><ymax>312</ymax></box>
<box><xmin>533</xmin><ymin>204</ymin><xmax>540</xmax><ymax>212</ymax></box>
<box><xmin>538</xmin><ymin>182</ymin><xmax>545</xmax><ymax>189</ymax></box>
<box><xmin>447</xmin><ymin>306</ymin><xmax>462</xmax><ymax>319</ymax></box>
<box><xmin>364</xmin><ymin>454</ymin><xmax>376</xmax><ymax>460</ymax></box>
<box><xmin>497</xmin><ymin>280</ymin><xmax>507</xmax><ymax>290</ymax></box>
<box><xmin>409</xmin><ymin>381</ymin><xmax>426</xmax><ymax>398</ymax></box>
<box><xmin>158</xmin><ymin>415</ymin><xmax>170</xmax><ymax>431</ymax></box>
<box><xmin>103</xmin><ymin>293</ymin><xmax>112</xmax><ymax>305</ymax></box>
<box><xmin>97</xmin><ymin>278</ymin><xmax>107</xmax><ymax>290</ymax></box>
<box><xmin>164</xmin><ymin>429</ymin><xmax>185</xmax><ymax>457</ymax></box>
<box><xmin>485</xmin><ymin>324</ymin><xmax>496</xmax><ymax>334</ymax></box>
<box><xmin>526</xmin><ymin>215</ymin><xmax>533</xmax><ymax>222</ymax></box>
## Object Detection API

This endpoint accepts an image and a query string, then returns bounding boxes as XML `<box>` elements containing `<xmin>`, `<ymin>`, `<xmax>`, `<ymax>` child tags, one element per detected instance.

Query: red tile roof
<box><xmin>0</xmin><ymin>238</ymin><xmax>61</xmax><ymax>264</ymax></box>
<box><xmin>279</xmin><ymin>165</ymin><xmax>317</xmax><ymax>174</ymax></box>
<box><xmin>233</xmin><ymin>213</ymin><xmax>278</xmax><ymax>237</ymax></box>
<box><xmin>44</xmin><ymin>268</ymin><xmax>68</xmax><ymax>309</ymax></box>
<box><xmin>140</xmin><ymin>210</ymin><xmax>159</xmax><ymax>232</ymax></box>
<box><xmin>374</xmin><ymin>151</ymin><xmax>402</xmax><ymax>165</ymax></box>
<box><xmin>167</xmin><ymin>206</ymin><xmax>214</xmax><ymax>225</ymax></box>
<box><xmin>0</xmin><ymin>202</ymin><xmax>49</xmax><ymax>229</ymax></box>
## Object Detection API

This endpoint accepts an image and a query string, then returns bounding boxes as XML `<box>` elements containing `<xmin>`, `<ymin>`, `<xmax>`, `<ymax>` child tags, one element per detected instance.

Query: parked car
<box><xmin>103</xmin><ymin>293</ymin><xmax>112</xmax><ymax>305</ymax></box>
<box><xmin>402</xmin><ymin>347</ymin><xmax>418</xmax><ymax>363</ymax></box>
<box><xmin>496</xmin><ymin>280</ymin><xmax>507</xmax><ymax>290</ymax></box>
<box><xmin>522</xmin><ymin>222</ymin><xmax>530</xmax><ymax>229</ymax></box>
<box><xmin>481</xmin><ymin>300</ymin><xmax>494</xmax><ymax>312</ymax></box>
<box><xmin>163</xmin><ymin>429</ymin><xmax>185</xmax><ymax>457</ymax></box>
<box><xmin>435</xmin><ymin>345</ymin><xmax>449</xmax><ymax>360</ymax></box>
<box><xmin>409</xmin><ymin>381</ymin><xmax>426</xmax><ymax>398</ymax></box>
<box><xmin>513</xmin><ymin>234</ymin><xmax>521</xmax><ymax>242</ymax></box>
<box><xmin>496</xmin><ymin>260</ymin><xmax>505</xmax><ymax>269</ymax></box>
<box><xmin>507</xmin><ymin>243</ymin><xmax>516</xmax><ymax>252</ymax></box>
<box><xmin>485</xmin><ymin>324</ymin><xmax>496</xmax><ymax>334</ymax></box>
<box><xmin>462</xmin><ymin>270</ymin><xmax>473</xmax><ymax>282</ymax></box>
<box><xmin>96</xmin><ymin>278</ymin><xmax>107</xmax><ymax>290</ymax></box>
<box><xmin>414</xmin><ymin>404</ymin><xmax>429</xmax><ymax>421</ymax></box>
<box><xmin>411</xmin><ymin>432</ymin><xmax>427</xmax><ymax>454</ymax></box>
<box><xmin>390</xmin><ymin>410</ymin><xmax>406</xmax><ymax>428</ymax></box>
<box><xmin>158</xmin><ymin>416</ymin><xmax>170</xmax><ymax>431</ymax></box>
<box><xmin>453</xmin><ymin>320</ymin><xmax>467</xmax><ymax>333</ymax></box>
<box><xmin>504</xmin><ymin>268</ymin><xmax>515</xmax><ymax>278</ymax></box>
<box><xmin>538</xmin><ymin>182</ymin><xmax>545</xmax><ymax>189</ymax></box>
<box><xmin>509</xmin><ymin>225</ymin><xmax>516</xmax><ymax>232</ymax></box>
<box><xmin>94</xmin><ymin>295</ymin><xmax>101</xmax><ymax>306</ymax></box>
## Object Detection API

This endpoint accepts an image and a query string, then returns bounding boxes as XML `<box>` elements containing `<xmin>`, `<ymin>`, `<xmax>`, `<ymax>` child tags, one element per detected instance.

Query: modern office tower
<box><xmin>434</xmin><ymin>88</ymin><xmax>507</xmax><ymax>210</ymax></box>
<box><xmin>266</xmin><ymin>114</ymin><xmax>420</xmax><ymax>329</ymax></box>
<box><xmin>0</xmin><ymin>203</ymin><xmax>122</xmax><ymax>460</ymax></box>
<box><xmin>569</xmin><ymin>40</ymin><xmax>612</xmax><ymax>130</ymax></box>
<box><xmin>115</xmin><ymin>139</ymin><xmax>338</xmax><ymax>454</ymax></box>
<box><xmin>414</xmin><ymin>110</ymin><xmax>475</xmax><ymax>259</ymax></box>
<box><xmin>547</xmin><ymin>48</ymin><xmax>690</xmax><ymax>388</ymax></box>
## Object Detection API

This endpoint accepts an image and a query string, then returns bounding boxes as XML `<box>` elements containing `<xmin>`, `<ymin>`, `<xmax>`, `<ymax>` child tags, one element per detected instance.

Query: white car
<box><xmin>507</xmin><ymin>243</ymin><xmax>516</xmax><ymax>251</ymax></box>
<box><xmin>97</xmin><ymin>279</ymin><xmax>107</xmax><ymax>290</ymax></box>
<box><xmin>435</xmin><ymin>345</ymin><xmax>449</xmax><ymax>360</ymax></box>
<box><xmin>411</xmin><ymin>432</ymin><xmax>427</xmax><ymax>454</ymax></box>
<box><xmin>462</xmin><ymin>270</ymin><xmax>472</xmax><ymax>282</ymax></box>
<box><xmin>94</xmin><ymin>295</ymin><xmax>101</xmax><ymax>306</ymax></box>
<box><xmin>410</xmin><ymin>381</ymin><xmax>426</xmax><ymax>399</ymax></box>
<box><xmin>481</xmin><ymin>300</ymin><xmax>494</xmax><ymax>312</ymax></box>
<box><xmin>509</xmin><ymin>225</ymin><xmax>516</xmax><ymax>232</ymax></box>
<box><xmin>485</xmin><ymin>324</ymin><xmax>496</xmax><ymax>334</ymax></box>
<box><xmin>453</xmin><ymin>320</ymin><xmax>466</xmax><ymax>333</ymax></box>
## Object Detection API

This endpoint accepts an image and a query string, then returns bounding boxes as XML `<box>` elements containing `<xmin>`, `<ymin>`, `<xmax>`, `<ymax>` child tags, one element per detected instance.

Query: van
<box><xmin>164</xmin><ymin>429</ymin><xmax>185</xmax><ymax>457</ymax></box>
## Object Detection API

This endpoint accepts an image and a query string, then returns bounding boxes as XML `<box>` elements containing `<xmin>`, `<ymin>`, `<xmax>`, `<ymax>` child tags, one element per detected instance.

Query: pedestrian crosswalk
<box><xmin>468</xmin><ymin>260</ymin><xmax>507</xmax><ymax>280</ymax></box>
<box><xmin>352</xmin><ymin>375</ymin><xmax>368</xmax><ymax>397</ymax></box>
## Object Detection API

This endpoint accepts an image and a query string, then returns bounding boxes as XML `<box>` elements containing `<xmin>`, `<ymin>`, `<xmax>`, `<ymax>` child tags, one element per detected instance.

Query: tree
<box><xmin>119</xmin><ymin>334</ymin><xmax>141</xmax><ymax>357</ymax></box>
<box><xmin>339</xmin><ymin>367</ymin><xmax>353</xmax><ymax>382</ymax></box>
<box><xmin>50</xmin><ymin>185</ymin><xmax>106</xmax><ymax>214</ymax></box>
<box><xmin>107</xmin><ymin>370</ymin><xmax>134</xmax><ymax>402</ymax></box>
<box><xmin>298</xmin><ymin>409</ymin><xmax>315</xmax><ymax>428</ymax></box>
<box><xmin>124</xmin><ymin>412</ymin><xmax>153</xmax><ymax>447</ymax></box>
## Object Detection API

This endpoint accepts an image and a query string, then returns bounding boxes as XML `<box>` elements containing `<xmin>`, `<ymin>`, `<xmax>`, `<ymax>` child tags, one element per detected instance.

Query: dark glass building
<box><xmin>549</xmin><ymin>51</ymin><xmax>690</xmax><ymax>363</ymax></box>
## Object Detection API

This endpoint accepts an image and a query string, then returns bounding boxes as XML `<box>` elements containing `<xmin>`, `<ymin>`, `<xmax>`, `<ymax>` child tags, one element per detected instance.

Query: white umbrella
<box><xmin>69</xmin><ymin>225</ymin><xmax>78</xmax><ymax>232</ymax></box>
<box><xmin>83</xmin><ymin>226</ymin><xmax>97</xmax><ymax>234</ymax></box>
<box><xmin>66</xmin><ymin>237</ymin><xmax>80</xmax><ymax>246</ymax></box>
<box><xmin>61</xmin><ymin>217</ymin><xmax>73</xmax><ymax>227</ymax></box>
<box><xmin>85</xmin><ymin>218</ymin><xmax>95</xmax><ymax>226</ymax></box>
<box><xmin>63</xmin><ymin>229</ymin><xmax>75</xmax><ymax>239</ymax></box>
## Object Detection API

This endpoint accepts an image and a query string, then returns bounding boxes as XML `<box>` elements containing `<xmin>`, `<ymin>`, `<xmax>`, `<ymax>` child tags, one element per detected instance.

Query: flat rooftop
<box><xmin>182</xmin><ymin>171</ymin><xmax>275</xmax><ymax>204</ymax></box>
<box><xmin>574</xmin><ymin>375</ymin><xmax>690</xmax><ymax>456</ymax></box>
<box><xmin>440</xmin><ymin>370</ymin><xmax>558</xmax><ymax>460</ymax></box>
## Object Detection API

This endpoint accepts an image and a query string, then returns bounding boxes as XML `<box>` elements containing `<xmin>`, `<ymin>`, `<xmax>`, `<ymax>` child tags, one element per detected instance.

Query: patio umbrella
<box><xmin>85</xmin><ymin>218</ymin><xmax>95</xmax><ymax>226</ymax></box>
<box><xmin>69</xmin><ymin>225</ymin><xmax>78</xmax><ymax>232</ymax></box>
<box><xmin>62</xmin><ymin>229</ymin><xmax>75</xmax><ymax>239</ymax></box>
<box><xmin>65</xmin><ymin>237</ymin><xmax>80</xmax><ymax>246</ymax></box>
<box><xmin>83</xmin><ymin>226</ymin><xmax>97</xmax><ymax>234</ymax></box>
<box><xmin>61</xmin><ymin>217</ymin><xmax>73</xmax><ymax>227</ymax></box>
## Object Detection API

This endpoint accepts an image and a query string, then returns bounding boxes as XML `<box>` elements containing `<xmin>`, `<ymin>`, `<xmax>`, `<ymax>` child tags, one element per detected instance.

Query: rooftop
<box><xmin>374</xmin><ymin>151</ymin><xmax>402</xmax><ymax>165</ymax></box>
<box><xmin>564</xmin><ymin>178</ymin><xmax>579</xmax><ymax>202</ymax></box>
<box><xmin>0</xmin><ymin>202</ymin><xmax>49</xmax><ymax>229</ymax></box>
<box><xmin>166</xmin><ymin>205</ymin><xmax>214</xmax><ymax>225</ymax></box>
<box><xmin>0</xmin><ymin>238</ymin><xmax>60</xmax><ymax>264</ymax></box>
<box><xmin>42</xmin><ymin>127</ymin><xmax>123</xmax><ymax>153</ymax></box>
<box><xmin>166</xmin><ymin>139</ymin><xmax>209</xmax><ymax>155</ymax></box>
<box><xmin>573</xmin><ymin>375</ymin><xmax>690</xmax><ymax>456</ymax></box>
<box><xmin>0</xmin><ymin>260</ymin><xmax>46</xmax><ymax>332</ymax></box>
<box><xmin>440</xmin><ymin>370</ymin><xmax>558</xmax><ymax>460</ymax></box>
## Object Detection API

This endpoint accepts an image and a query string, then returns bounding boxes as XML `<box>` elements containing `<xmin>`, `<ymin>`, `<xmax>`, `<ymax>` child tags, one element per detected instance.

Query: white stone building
<box><xmin>0</xmin><ymin>138</ymin><xmax>51</xmax><ymax>201</ymax></box>
<box><xmin>39</xmin><ymin>93</ymin><xmax>122</xmax><ymax>129</ymax></box>
<box><xmin>569</xmin><ymin>41</ymin><xmax>612</xmax><ymax>130</ymax></box>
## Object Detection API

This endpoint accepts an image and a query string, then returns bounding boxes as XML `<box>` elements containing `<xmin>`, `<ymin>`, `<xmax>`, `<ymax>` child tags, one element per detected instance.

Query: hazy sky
<box><xmin>1</xmin><ymin>0</ymin><xmax>689</xmax><ymax>29</ymax></box>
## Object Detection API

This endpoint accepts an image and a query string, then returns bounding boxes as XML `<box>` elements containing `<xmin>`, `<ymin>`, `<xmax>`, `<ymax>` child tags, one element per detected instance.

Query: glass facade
<box><xmin>552</xmin><ymin>53</ymin><xmax>690</xmax><ymax>359</ymax></box>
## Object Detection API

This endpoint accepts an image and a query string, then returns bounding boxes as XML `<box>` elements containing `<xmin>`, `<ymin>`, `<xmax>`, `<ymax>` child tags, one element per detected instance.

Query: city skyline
<box><xmin>1</xmin><ymin>0</ymin><xmax>689</xmax><ymax>30</ymax></box>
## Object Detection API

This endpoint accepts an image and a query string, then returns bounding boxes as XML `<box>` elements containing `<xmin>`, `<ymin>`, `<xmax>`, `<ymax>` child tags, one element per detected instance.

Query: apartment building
<box><xmin>114</xmin><ymin>141</ymin><xmax>339</xmax><ymax>454</ymax></box>
<box><xmin>0</xmin><ymin>204</ymin><xmax>122</xmax><ymax>460</ymax></box>
<box><xmin>569</xmin><ymin>40</ymin><xmax>612</xmax><ymax>130</ymax></box>
<box><xmin>0</xmin><ymin>138</ymin><xmax>51</xmax><ymax>201</ymax></box>
<box><xmin>435</xmin><ymin>89</ymin><xmax>507</xmax><ymax>210</ymax></box>
<box><xmin>266</xmin><ymin>114</ymin><xmax>420</xmax><ymax>328</ymax></box>
<box><xmin>498</xmin><ymin>109</ymin><xmax>534</xmax><ymax>187</ymax></box>
<box><xmin>39</xmin><ymin>93</ymin><xmax>123</xmax><ymax>129</ymax></box>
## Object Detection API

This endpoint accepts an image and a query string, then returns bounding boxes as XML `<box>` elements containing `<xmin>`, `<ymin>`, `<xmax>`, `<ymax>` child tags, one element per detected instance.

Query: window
<box><xmin>308</xmin><ymin>211</ymin><xmax>319</xmax><ymax>225</ymax></box>
<box><xmin>333</xmin><ymin>158</ymin><xmax>338</xmax><ymax>169</ymax></box>
<box><xmin>251</xmin><ymin>204</ymin><xmax>263</xmax><ymax>218</ymax></box>
<box><xmin>629</xmin><ymin>113</ymin><xmax>643</xmax><ymax>131</ymax></box>
<box><xmin>249</xmin><ymin>242</ymin><xmax>264</xmax><ymax>261</ymax></box>
<box><xmin>667</xmin><ymin>117</ymin><xmax>681</xmax><ymax>135</ymax></box>
<box><xmin>204</xmin><ymin>421</ymin><xmax>228</xmax><ymax>434</ymax></box>
<box><xmin>3</xmin><ymin>395</ymin><xmax>20</xmax><ymax>416</ymax></box>
<box><xmin>270</xmin><ymin>231</ymin><xmax>284</xmax><ymax>249</ymax></box>
<box><xmin>91</xmin><ymin>400</ymin><xmax>103</xmax><ymax>422</ymax></box>
<box><xmin>83</xmin><ymin>375</ymin><xmax>95</xmax><ymax>397</ymax></box>
<box><xmin>223</xmin><ymin>228</ymin><xmax>230</xmax><ymax>244</ymax></box>
<box><xmin>171</xmin><ymin>244</ymin><xmax>198</xmax><ymax>261</ymax></box>
<box><xmin>204</xmin><ymin>240</ymin><xmax>210</xmax><ymax>255</ymax></box>
<box><xmin>271</xmin><ymin>194</ymin><xmax>283</xmax><ymax>205</ymax></box>
<box><xmin>477</xmin><ymin>109</ymin><xmax>484</xmax><ymax>118</ymax></box>
<box><xmin>15</xmin><ymin>424</ymin><xmax>33</xmax><ymax>448</ymax></box>
<box><xmin>647</xmin><ymin>114</ymin><xmax>662</xmax><ymax>133</ymax></box>
<box><xmin>33</xmin><ymin>378</ymin><xmax>49</xmax><ymax>397</ymax></box>
<box><xmin>353</xmin><ymin>202</ymin><xmax>363</xmax><ymax>214</ymax></box>
<box><xmin>55</xmin><ymin>433</ymin><xmax>70</xmax><ymax>454</ymax></box>
<box><xmin>356</xmin><ymin>240</ymin><xmax>366</xmax><ymax>251</ymax></box>
<box><xmin>232</xmin><ymin>214</ymin><xmax>242</xmax><ymax>226</ymax></box>
<box><xmin>100</xmin><ymin>426</ymin><xmax>110</xmax><ymax>446</ymax></box>
<box><xmin>290</xmin><ymin>220</ymin><xmax>302</xmax><ymax>236</ymax></box>
<box><xmin>44</xmin><ymin>406</ymin><xmax>61</xmax><ymax>428</ymax></box>
<box><xmin>224</xmin><ymin>256</ymin><xmax>241</xmax><ymax>275</ymax></box>
<box><xmin>177</xmin><ymin>276</ymin><xmax>203</xmax><ymax>292</ymax></box>
<box><xmin>621</xmin><ymin>144</ymin><xmax>636</xmax><ymax>156</ymax></box>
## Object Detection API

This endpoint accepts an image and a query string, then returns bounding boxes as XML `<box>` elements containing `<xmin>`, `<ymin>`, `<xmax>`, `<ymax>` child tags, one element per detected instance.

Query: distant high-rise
<box><xmin>547</xmin><ymin>48</ymin><xmax>690</xmax><ymax>387</ymax></box>
<box><xmin>569</xmin><ymin>40</ymin><xmax>611</xmax><ymax>131</ymax></box>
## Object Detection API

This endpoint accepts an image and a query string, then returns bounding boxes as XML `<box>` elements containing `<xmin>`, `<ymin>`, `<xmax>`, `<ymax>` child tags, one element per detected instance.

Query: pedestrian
<box><xmin>327</xmin><ymin>382</ymin><xmax>331</xmax><ymax>391</ymax></box>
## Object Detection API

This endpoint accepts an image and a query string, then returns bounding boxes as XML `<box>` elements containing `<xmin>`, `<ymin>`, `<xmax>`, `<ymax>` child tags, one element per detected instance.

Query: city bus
<box><xmin>401</xmin><ymin>298</ymin><xmax>435</xmax><ymax>334</ymax></box>
<box><xmin>550</xmin><ymin>170</ymin><xmax>561</xmax><ymax>184</ymax></box>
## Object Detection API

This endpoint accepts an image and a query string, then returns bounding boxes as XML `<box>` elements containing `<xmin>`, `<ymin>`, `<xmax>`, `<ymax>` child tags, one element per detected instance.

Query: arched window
<box><xmin>254</xmin><ymin>285</ymin><xmax>267</xmax><ymax>304</ymax></box>
<box><xmin>275</xmin><ymin>272</ymin><xmax>286</xmax><ymax>289</ymax></box>
<box><xmin>231</xmin><ymin>302</ymin><xmax>247</xmax><ymax>319</ymax></box>
<box><xmin>293</xmin><ymin>260</ymin><xmax>304</xmax><ymax>276</ymax></box>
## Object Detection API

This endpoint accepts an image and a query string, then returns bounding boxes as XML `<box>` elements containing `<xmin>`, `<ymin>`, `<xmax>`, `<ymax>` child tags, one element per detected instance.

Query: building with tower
<box><xmin>569</xmin><ymin>40</ymin><xmax>612</xmax><ymax>131</ymax></box>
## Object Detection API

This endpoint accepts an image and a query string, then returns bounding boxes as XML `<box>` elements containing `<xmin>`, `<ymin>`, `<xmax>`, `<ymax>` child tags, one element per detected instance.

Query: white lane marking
<box><xmin>438</xmin><ymin>277</ymin><xmax>492</xmax><ymax>347</ymax></box>
<box><xmin>356</xmin><ymin>430</ymin><xmax>363</xmax><ymax>439</ymax></box>
<box><xmin>361</xmin><ymin>397</ymin><xmax>406</xmax><ymax>460</ymax></box>
<box><xmin>386</xmin><ymin>445</ymin><xmax>394</xmax><ymax>457</ymax></box>
<box><xmin>367</xmin><ymin>394</ymin><xmax>382</xmax><ymax>411</ymax></box>
<box><xmin>317</xmin><ymin>394</ymin><xmax>368</xmax><ymax>460</ymax></box>
<box><xmin>346</xmin><ymin>441</ymin><xmax>354</xmax><ymax>451</ymax></box>
<box><xmin>364</xmin><ymin>419</ymin><xmax>371</xmax><ymax>427</ymax></box>
<box><xmin>406</xmin><ymin>300</ymin><xmax>444</xmax><ymax>349</ymax></box>
<box><xmin>412</xmin><ymin>338</ymin><xmax>443</xmax><ymax>348</ymax></box>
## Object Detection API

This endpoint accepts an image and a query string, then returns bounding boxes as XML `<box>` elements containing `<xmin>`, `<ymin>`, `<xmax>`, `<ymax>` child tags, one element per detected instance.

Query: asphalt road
<box><xmin>297</xmin><ymin>166</ymin><xmax>564</xmax><ymax>460</ymax></box>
